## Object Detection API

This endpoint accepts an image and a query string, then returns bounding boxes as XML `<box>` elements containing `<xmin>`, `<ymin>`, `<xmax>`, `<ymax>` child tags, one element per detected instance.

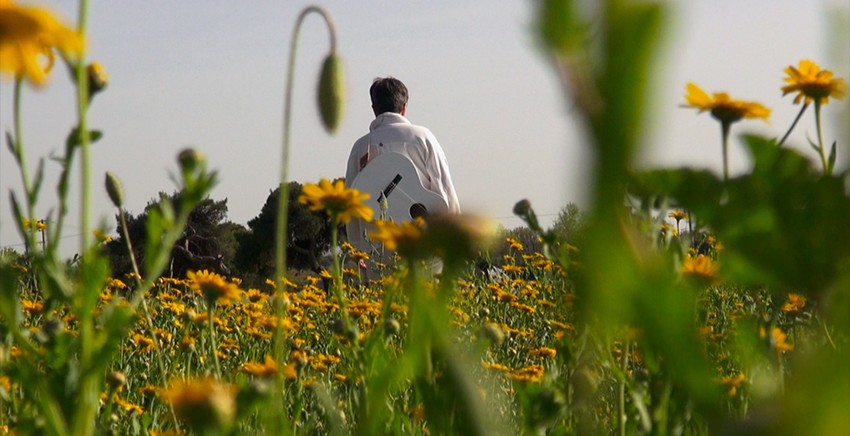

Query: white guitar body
<box><xmin>351</xmin><ymin>152</ymin><xmax>449</xmax><ymax>223</ymax></box>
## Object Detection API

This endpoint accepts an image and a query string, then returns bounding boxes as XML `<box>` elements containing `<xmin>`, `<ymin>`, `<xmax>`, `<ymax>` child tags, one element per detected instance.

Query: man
<box><xmin>345</xmin><ymin>77</ymin><xmax>460</xmax><ymax>252</ymax></box>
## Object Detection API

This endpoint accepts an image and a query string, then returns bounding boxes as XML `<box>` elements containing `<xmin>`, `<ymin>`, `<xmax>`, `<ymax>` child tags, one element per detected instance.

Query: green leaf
<box><xmin>538</xmin><ymin>0</ymin><xmax>582</xmax><ymax>53</ymax></box>
<box><xmin>807</xmin><ymin>135</ymin><xmax>819</xmax><ymax>153</ymax></box>
<box><xmin>633</xmin><ymin>134</ymin><xmax>850</xmax><ymax>295</ymax></box>
<box><xmin>827</xmin><ymin>140</ymin><xmax>837</xmax><ymax>173</ymax></box>
<box><xmin>79</xmin><ymin>248</ymin><xmax>110</xmax><ymax>317</ymax></box>
<box><xmin>90</xmin><ymin>300</ymin><xmax>135</xmax><ymax>371</ymax></box>
<box><xmin>65</xmin><ymin>127</ymin><xmax>103</xmax><ymax>152</ymax></box>
<box><xmin>5</xmin><ymin>131</ymin><xmax>17</xmax><ymax>159</ymax></box>
<box><xmin>30</xmin><ymin>158</ymin><xmax>45</xmax><ymax>206</ymax></box>
<box><xmin>0</xmin><ymin>263</ymin><xmax>23</xmax><ymax>327</ymax></box>
<box><xmin>143</xmin><ymin>201</ymin><xmax>173</xmax><ymax>275</ymax></box>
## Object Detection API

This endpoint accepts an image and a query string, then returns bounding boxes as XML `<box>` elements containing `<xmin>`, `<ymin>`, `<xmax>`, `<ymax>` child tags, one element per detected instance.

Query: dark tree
<box><xmin>105</xmin><ymin>192</ymin><xmax>242</xmax><ymax>279</ymax></box>
<box><xmin>234</xmin><ymin>181</ymin><xmax>338</xmax><ymax>287</ymax></box>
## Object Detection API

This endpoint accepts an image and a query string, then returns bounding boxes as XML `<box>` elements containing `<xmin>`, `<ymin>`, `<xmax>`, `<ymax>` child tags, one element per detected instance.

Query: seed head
<box><xmin>105</xmin><ymin>171</ymin><xmax>124</xmax><ymax>208</ymax></box>
<box><xmin>317</xmin><ymin>53</ymin><xmax>346</xmax><ymax>133</ymax></box>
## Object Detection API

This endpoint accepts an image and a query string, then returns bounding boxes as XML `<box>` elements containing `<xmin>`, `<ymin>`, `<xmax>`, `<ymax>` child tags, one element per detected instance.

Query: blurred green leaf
<box><xmin>0</xmin><ymin>263</ymin><xmax>23</xmax><ymax>327</ymax></box>
<box><xmin>79</xmin><ymin>249</ymin><xmax>110</xmax><ymax>317</ymax></box>
<box><xmin>631</xmin><ymin>134</ymin><xmax>850</xmax><ymax>295</ymax></box>
<box><xmin>64</xmin><ymin>127</ymin><xmax>103</xmax><ymax>151</ymax></box>
<box><xmin>827</xmin><ymin>140</ymin><xmax>837</xmax><ymax>174</ymax></box>
<box><xmin>538</xmin><ymin>0</ymin><xmax>582</xmax><ymax>53</ymax></box>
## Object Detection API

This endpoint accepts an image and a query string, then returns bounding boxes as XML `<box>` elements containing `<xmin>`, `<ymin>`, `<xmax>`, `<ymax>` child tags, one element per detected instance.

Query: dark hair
<box><xmin>370</xmin><ymin>77</ymin><xmax>408</xmax><ymax>115</ymax></box>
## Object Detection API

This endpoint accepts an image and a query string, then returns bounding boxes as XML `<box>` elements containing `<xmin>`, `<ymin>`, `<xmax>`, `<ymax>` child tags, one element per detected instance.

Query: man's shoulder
<box><xmin>388</xmin><ymin>122</ymin><xmax>437</xmax><ymax>142</ymax></box>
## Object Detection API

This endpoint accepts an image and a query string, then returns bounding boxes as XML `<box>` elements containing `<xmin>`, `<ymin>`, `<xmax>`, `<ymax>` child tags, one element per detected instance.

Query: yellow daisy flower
<box><xmin>681</xmin><ymin>254</ymin><xmax>718</xmax><ymax>281</ymax></box>
<box><xmin>298</xmin><ymin>178</ymin><xmax>372</xmax><ymax>224</ymax></box>
<box><xmin>0</xmin><ymin>0</ymin><xmax>84</xmax><ymax>85</ymax></box>
<box><xmin>683</xmin><ymin>83</ymin><xmax>771</xmax><ymax>125</ymax></box>
<box><xmin>368</xmin><ymin>218</ymin><xmax>426</xmax><ymax>257</ymax></box>
<box><xmin>187</xmin><ymin>269</ymin><xmax>241</xmax><ymax>305</ymax></box>
<box><xmin>21</xmin><ymin>218</ymin><xmax>46</xmax><ymax>230</ymax></box>
<box><xmin>161</xmin><ymin>377</ymin><xmax>236</xmax><ymax>432</ymax></box>
<box><xmin>781</xmin><ymin>293</ymin><xmax>806</xmax><ymax>315</ymax></box>
<box><xmin>782</xmin><ymin>59</ymin><xmax>847</xmax><ymax>105</ymax></box>
<box><xmin>668</xmin><ymin>209</ymin><xmax>687</xmax><ymax>222</ymax></box>
<box><xmin>239</xmin><ymin>355</ymin><xmax>278</xmax><ymax>378</ymax></box>
<box><xmin>770</xmin><ymin>327</ymin><xmax>794</xmax><ymax>352</ymax></box>
<box><xmin>719</xmin><ymin>372</ymin><xmax>746</xmax><ymax>397</ymax></box>
<box><xmin>528</xmin><ymin>347</ymin><xmax>557</xmax><ymax>359</ymax></box>
<box><xmin>93</xmin><ymin>228</ymin><xmax>112</xmax><ymax>243</ymax></box>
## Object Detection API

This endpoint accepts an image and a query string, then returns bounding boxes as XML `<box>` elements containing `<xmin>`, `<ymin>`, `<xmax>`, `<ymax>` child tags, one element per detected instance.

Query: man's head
<box><xmin>370</xmin><ymin>77</ymin><xmax>408</xmax><ymax>116</ymax></box>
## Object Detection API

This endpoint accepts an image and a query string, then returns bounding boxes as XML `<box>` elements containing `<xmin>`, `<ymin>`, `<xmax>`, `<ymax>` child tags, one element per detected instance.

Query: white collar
<box><xmin>369</xmin><ymin>112</ymin><xmax>410</xmax><ymax>131</ymax></box>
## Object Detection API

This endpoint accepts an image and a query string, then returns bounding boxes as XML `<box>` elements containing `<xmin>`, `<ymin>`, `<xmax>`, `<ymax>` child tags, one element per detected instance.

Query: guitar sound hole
<box><xmin>410</xmin><ymin>203</ymin><xmax>427</xmax><ymax>219</ymax></box>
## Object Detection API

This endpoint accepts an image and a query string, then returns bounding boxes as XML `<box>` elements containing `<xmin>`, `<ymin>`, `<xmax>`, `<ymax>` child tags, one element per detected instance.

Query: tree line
<box><xmin>102</xmin><ymin>180</ymin><xmax>590</xmax><ymax>288</ymax></box>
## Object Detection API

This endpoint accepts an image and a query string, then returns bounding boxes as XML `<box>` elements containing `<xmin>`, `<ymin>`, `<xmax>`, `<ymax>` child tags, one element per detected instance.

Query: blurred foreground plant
<box><xmin>0</xmin><ymin>1</ymin><xmax>219</xmax><ymax>434</ymax></box>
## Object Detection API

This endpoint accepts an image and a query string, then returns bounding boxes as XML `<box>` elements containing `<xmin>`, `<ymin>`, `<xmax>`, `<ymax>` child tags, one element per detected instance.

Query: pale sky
<box><xmin>1</xmin><ymin>0</ymin><xmax>848</xmax><ymax>255</ymax></box>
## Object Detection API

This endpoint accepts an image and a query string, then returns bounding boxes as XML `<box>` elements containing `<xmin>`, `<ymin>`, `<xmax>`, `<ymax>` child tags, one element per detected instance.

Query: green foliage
<box><xmin>631</xmin><ymin>135</ymin><xmax>850</xmax><ymax>295</ymax></box>
<box><xmin>551</xmin><ymin>202</ymin><xmax>590</xmax><ymax>247</ymax></box>
<box><xmin>2</xmin><ymin>0</ymin><xmax>848</xmax><ymax>434</ymax></box>
<box><xmin>106</xmin><ymin>193</ymin><xmax>240</xmax><ymax>279</ymax></box>
<box><xmin>235</xmin><ymin>181</ymin><xmax>337</xmax><ymax>285</ymax></box>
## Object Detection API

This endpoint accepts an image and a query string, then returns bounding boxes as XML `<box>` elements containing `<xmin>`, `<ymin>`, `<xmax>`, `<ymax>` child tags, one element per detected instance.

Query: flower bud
<box><xmin>106</xmin><ymin>370</ymin><xmax>127</xmax><ymax>389</ymax></box>
<box><xmin>105</xmin><ymin>171</ymin><xmax>124</xmax><ymax>208</ymax></box>
<box><xmin>317</xmin><ymin>53</ymin><xmax>345</xmax><ymax>133</ymax></box>
<box><xmin>383</xmin><ymin>317</ymin><xmax>401</xmax><ymax>337</ymax></box>
<box><xmin>41</xmin><ymin>318</ymin><xmax>64</xmax><ymax>341</ymax></box>
<box><xmin>178</xmin><ymin>148</ymin><xmax>205</xmax><ymax>173</ymax></box>
<box><xmin>162</xmin><ymin>378</ymin><xmax>236</xmax><ymax>433</ymax></box>
<box><xmin>513</xmin><ymin>199</ymin><xmax>532</xmax><ymax>217</ymax></box>
<box><xmin>88</xmin><ymin>62</ymin><xmax>108</xmax><ymax>98</ymax></box>
<box><xmin>425</xmin><ymin>214</ymin><xmax>496</xmax><ymax>265</ymax></box>
<box><xmin>481</xmin><ymin>322</ymin><xmax>505</xmax><ymax>347</ymax></box>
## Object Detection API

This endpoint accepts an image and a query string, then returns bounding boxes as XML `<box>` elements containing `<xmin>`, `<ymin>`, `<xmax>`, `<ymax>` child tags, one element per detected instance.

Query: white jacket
<box><xmin>345</xmin><ymin>112</ymin><xmax>460</xmax><ymax>251</ymax></box>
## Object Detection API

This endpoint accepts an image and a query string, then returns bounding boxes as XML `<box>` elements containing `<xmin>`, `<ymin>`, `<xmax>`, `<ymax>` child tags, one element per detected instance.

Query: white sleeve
<box><xmin>425</xmin><ymin>135</ymin><xmax>461</xmax><ymax>214</ymax></box>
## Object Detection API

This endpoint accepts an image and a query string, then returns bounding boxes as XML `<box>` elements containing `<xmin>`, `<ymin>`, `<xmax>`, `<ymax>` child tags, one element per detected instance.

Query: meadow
<box><xmin>2</xmin><ymin>234</ymin><xmax>833</xmax><ymax>435</ymax></box>
<box><xmin>1</xmin><ymin>0</ymin><xmax>848</xmax><ymax>435</ymax></box>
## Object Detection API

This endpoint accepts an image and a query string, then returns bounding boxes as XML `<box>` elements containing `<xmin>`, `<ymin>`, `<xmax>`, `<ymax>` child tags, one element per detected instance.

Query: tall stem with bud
<box><xmin>273</xmin><ymin>5</ymin><xmax>345</xmax><ymax>431</ymax></box>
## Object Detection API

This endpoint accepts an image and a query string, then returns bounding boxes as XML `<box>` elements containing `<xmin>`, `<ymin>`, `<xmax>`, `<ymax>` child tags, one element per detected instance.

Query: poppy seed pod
<box><xmin>105</xmin><ymin>171</ymin><xmax>124</xmax><ymax>208</ymax></box>
<box><xmin>317</xmin><ymin>53</ymin><xmax>345</xmax><ymax>133</ymax></box>
<box><xmin>513</xmin><ymin>199</ymin><xmax>532</xmax><ymax>217</ymax></box>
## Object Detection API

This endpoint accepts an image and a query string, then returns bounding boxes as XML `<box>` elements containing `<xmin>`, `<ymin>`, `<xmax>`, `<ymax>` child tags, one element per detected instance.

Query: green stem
<box><xmin>76</xmin><ymin>1</ymin><xmax>92</xmax><ymax>253</ymax></box>
<box><xmin>72</xmin><ymin>0</ymin><xmax>97</xmax><ymax>433</ymax></box>
<box><xmin>208</xmin><ymin>302</ymin><xmax>222</xmax><ymax>379</ymax></box>
<box><xmin>330</xmin><ymin>220</ymin><xmax>353</xmax><ymax>332</ymax></box>
<box><xmin>720</xmin><ymin>121</ymin><xmax>731</xmax><ymax>183</ymax></box>
<box><xmin>813</xmin><ymin>101</ymin><xmax>830</xmax><ymax>174</ymax></box>
<box><xmin>120</xmin><ymin>208</ymin><xmax>180</xmax><ymax>428</ymax></box>
<box><xmin>618</xmin><ymin>339</ymin><xmax>630</xmax><ymax>436</ymax></box>
<box><xmin>820</xmin><ymin>316</ymin><xmax>838</xmax><ymax>350</ymax></box>
<box><xmin>776</xmin><ymin>103</ymin><xmax>808</xmax><ymax>147</ymax></box>
<box><xmin>11</xmin><ymin>79</ymin><xmax>38</xmax><ymax>253</ymax></box>
<box><xmin>272</xmin><ymin>8</ymin><xmax>338</xmax><ymax>431</ymax></box>
<box><xmin>275</xmin><ymin>4</ymin><xmax>339</xmax><ymax>296</ymax></box>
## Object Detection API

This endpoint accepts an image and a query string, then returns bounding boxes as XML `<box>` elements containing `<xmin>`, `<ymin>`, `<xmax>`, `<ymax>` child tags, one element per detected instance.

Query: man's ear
<box><xmin>400</xmin><ymin>105</ymin><xmax>407</xmax><ymax>116</ymax></box>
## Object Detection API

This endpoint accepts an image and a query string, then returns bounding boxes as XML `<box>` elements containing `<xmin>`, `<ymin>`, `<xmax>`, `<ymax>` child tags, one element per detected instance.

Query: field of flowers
<box><xmin>1</xmin><ymin>0</ymin><xmax>849</xmax><ymax>435</ymax></box>
<box><xmin>2</xmin><ymin>231</ymin><xmax>837</xmax><ymax>434</ymax></box>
